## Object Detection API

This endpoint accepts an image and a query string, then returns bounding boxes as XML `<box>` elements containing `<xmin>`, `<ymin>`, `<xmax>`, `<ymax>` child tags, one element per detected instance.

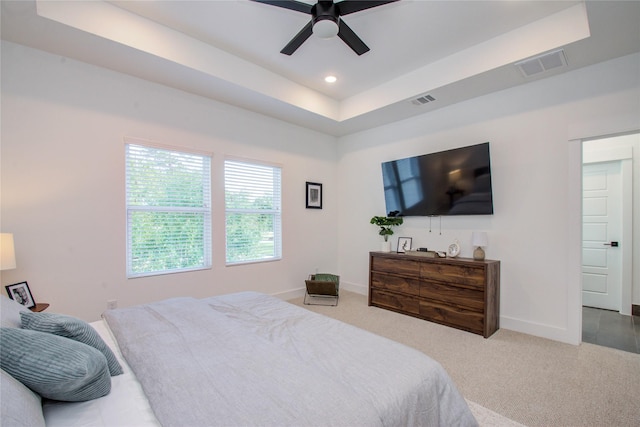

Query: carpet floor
<box><xmin>289</xmin><ymin>291</ymin><xmax>640</xmax><ymax>427</ymax></box>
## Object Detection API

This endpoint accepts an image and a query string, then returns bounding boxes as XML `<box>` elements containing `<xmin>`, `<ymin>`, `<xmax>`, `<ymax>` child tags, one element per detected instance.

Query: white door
<box><xmin>582</xmin><ymin>161</ymin><xmax>622</xmax><ymax>311</ymax></box>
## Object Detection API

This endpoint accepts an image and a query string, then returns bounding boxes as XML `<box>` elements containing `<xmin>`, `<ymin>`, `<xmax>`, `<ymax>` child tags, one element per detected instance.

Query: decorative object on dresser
<box><xmin>397</xmin><ymin>237</ymin><xmax>412</xmax><ymax>253</ymax></box>
<box><xmin>471</xmin><ymin>231</ymin><xmax>488</xmax><ymax>261</ymax></box>
<box><xmin>405</xmin><ymin>249</ymin><xmax>437</xmax><ymax>258</ymax></box>
<box><xmin>369</xmin><ymin>251</ymin><xmax>500</xmax><ymax>338</ymax></box>
<box><xmin>447</xmin><ymin>239</ymin><xmax>461</xmax><ymax>257</ymax></box>
<box><xmin>370</xmin><ymin>212</ymin><xmax>403</xmax><ymax>252</ymax></box>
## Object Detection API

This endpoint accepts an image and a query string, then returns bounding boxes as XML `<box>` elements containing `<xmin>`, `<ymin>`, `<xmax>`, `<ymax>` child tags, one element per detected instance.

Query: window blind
<box><xmin>126</xmin><ymin>143</ymin><xmax>211</xmax><ymax>277</ymax></box>
<box><xmin>224</xmin><ymin>159</ymin><xmax>282</xmax><ymax>264</ymax></box>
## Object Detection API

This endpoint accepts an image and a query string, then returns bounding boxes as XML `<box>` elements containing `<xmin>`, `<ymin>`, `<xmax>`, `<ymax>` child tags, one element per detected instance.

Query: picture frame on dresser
<box><xmin>5</xmin><ymin>281</ymin><xmax>36</xmax><ymax>309</ymax></box>
<box><xmin>397</xmin><ymin>237</ymin><xmax>412</xmax><ymax>253</ymax></box>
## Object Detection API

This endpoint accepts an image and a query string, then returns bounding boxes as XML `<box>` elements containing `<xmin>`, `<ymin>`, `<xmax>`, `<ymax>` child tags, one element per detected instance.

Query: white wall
<box><xmin>0</xmin><ymin>41</ymin><xmax>338</xmax><ymax>321</ymax></box>
<box><xmin>336</xmin><ymin>53</ymin><xmax>640</xmax><ymax>344</ymax></box>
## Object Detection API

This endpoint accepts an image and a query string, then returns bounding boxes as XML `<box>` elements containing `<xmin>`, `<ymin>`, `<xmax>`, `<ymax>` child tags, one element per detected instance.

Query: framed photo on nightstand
<box><xmin>5</xmin><ymin>281</ymin><xmax>36</xmax><ymax>309</ymax></box>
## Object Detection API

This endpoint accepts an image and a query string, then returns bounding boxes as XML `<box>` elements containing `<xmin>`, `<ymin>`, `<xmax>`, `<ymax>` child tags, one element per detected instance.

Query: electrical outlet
<box><xmin>107</xmin><ymin>300</ymin><xmax>117</xmax><ymax>310</ymax></box>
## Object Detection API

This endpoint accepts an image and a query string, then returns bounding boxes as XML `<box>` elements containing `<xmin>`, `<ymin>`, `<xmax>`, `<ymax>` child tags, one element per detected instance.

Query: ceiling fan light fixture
<box><xmin>313</xmin><ymin>19</ymin><xmax>339</xmax><ymax>39</ymax></box>
<box><xmin>253</xmin><ymin>0</ymin><xmax>398</xmax><ymax>55</ymax></box>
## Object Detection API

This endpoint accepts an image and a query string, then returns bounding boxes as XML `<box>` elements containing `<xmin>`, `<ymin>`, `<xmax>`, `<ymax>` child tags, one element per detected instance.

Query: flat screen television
<box><xmin>381</xmin><ymin>142</ymin><xmax>494</xmax><ymax>216</ymax></box>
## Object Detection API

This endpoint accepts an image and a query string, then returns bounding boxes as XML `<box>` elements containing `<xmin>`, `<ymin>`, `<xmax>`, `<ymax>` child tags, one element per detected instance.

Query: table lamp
<box><xmin>1</xmin><ymin>233</ymin><xmax>16</xmax><ymax>270</ymax></box>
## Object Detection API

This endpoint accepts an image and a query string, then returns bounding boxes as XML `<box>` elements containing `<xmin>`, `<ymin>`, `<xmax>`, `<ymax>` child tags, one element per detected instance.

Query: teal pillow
<box><xmin>20</xmin><ymin>311</ymin><xmax>123</xmax><ymax>376</ymax></box>
<box><xmin>1</xmin><ymin>369</ymin><xmax>45</xmax><ymax>427</ymax></box>
<box><xmin>0</xmin><ymin>327</ymin><xmax>111</xmax><ymax>402</ymax></box>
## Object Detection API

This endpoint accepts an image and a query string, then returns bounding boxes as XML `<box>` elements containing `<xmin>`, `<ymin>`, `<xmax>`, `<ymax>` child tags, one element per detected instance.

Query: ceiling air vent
<box><xmin>516</xmin><ymin>49</ymin><xmax>567</xmax><ymax>78</ymax></box>
<box><xmin>411</xmin><ymin>94</ymin><xmax>436</xmax><ymax>106</ymax></box>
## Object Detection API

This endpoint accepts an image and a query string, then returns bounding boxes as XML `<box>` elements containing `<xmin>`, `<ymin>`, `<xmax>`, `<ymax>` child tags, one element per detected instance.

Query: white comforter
<box><xmin>102</xmin><ymin>291</ymin><xmax>477</xmax><ymax>427</ymax></box>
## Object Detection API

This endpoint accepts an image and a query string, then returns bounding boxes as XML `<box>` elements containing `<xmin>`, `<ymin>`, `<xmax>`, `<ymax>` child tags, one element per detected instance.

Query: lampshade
<box><xmin>471</xmin><ymin>231</ymin><xmax>488</xmax><ymax>247</ymax></box>
<box><xmin>1</xmin><ymin>233</ymin><xmax>17</xmax><ymax>270</ymax></box>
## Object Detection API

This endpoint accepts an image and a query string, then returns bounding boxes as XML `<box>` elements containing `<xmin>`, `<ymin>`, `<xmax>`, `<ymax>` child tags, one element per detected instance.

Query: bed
<box><xmin>1</xmin><ymin>292</ymin><xmax>477</xmax><ymax>427</ymax></box>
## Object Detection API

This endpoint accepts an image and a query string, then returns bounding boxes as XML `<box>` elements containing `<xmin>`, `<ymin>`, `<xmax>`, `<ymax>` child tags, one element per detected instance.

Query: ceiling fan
<box><xmin>252</xmin><ymin>0</ymin><xmax>399</xmax><ymax>56</ymax></box>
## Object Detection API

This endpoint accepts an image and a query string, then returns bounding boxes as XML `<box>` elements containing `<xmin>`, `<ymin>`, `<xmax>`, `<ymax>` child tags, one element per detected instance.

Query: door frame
<box><xmin>568</xmin><ymin>130</ymin><xmax>638</xmax><ymax>346</ymax></box>
<box><xmin>582</xmin><ymin>146</ymin><xmax>633</xmax><ymax>315</ymax></box>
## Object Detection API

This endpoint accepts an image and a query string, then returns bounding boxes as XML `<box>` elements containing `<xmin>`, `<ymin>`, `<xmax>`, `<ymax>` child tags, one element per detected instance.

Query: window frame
<box><xmin>224</xmin><ymin>157</ymin><xmax>282</xmax><ymax>266</ymax></box>
<box><xmin>125</xmin><ymin>139</ymin><xmax>212</xmax><ymax>278</ymax></box>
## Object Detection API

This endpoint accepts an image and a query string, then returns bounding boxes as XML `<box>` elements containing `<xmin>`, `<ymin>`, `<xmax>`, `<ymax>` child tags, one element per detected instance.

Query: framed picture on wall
<box><xmin>306</xmin><ymin>182</ymin><xmax>323</xmax><ymax>209</ymax></box>
<box><xmin>5</xmin><ymin>281</ymin><xmax>36</xmax><ymax>309</ymax></box>
<box><xmin>397</xmin><ymin>237</ymin><xmax>412</xmax><ymax>253</ymax></box>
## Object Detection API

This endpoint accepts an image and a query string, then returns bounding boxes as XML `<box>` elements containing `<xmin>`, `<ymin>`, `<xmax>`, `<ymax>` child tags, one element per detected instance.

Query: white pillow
<box><xmin>1</xmin><ymin>294</ymin><xmax>29</xmax><ymax>328</ymax></box>
<box><xmin>1</xmin><ymin>368</ymin><xmax>46</xmax><ymax>427</ymax></box>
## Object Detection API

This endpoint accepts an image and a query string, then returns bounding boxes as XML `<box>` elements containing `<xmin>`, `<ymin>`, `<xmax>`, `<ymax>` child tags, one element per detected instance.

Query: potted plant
<box><xmin>370</xmin><ymin>212</ymin><xmax>403</xmax><ymax>252</ymax></box>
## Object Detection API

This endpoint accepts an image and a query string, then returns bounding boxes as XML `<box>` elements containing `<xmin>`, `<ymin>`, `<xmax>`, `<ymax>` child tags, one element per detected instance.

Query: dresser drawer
<box><xmin>418</xmin><ymin>300</ymin><xmax>484</xmax><ymax>335</ymax></box>
<box><xmin>420</xmin><ymin>263</ymin><xmax>485</xmax><ymax>288</ymax></box>
<box><xmin>370</xmin><ymin>289</ymin><xmax>420</xmax><ymax>315</ymax></box>
<box><xmin>371</xmin><ymin>256</ymin><xmax>420</xmax><ymax>277</ymax></box>
<box><xmin>371</xmin><ymin>272</ymin><xmax>420</xmax><ymax>296</ymax></box>
<box><xmin>419</xmin><ymin>281</ymin><xmax>484</xmax><ymax>312</ymax></box>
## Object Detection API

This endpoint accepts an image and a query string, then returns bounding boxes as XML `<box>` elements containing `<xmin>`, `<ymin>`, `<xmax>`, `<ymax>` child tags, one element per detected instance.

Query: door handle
<box><xmin>603</xmin><ymin>241</ymin><xmax>619</xmax><ymax>247</ymax></box>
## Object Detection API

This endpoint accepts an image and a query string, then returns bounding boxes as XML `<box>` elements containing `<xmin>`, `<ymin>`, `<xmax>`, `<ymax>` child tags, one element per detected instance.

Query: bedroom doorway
<box><xmin>581</xmin><ymin>133</ymin><xmax>637</xmax><ymax>353</ymax></box>
<box><xmin>581</xmin><ymin>160</ymin><xmax>623</xmax><ymax>311</ymax></box>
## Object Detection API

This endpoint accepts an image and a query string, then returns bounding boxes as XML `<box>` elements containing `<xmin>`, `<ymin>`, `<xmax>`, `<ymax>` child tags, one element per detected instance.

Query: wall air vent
<box><xmin>411</xmin><ymin>94</ymin><xmax>436</xmax><ymax>106</ymax></box>
<box><xmin>516</xmin><ymin>49</ymin><xmax>567</xmax><ymax>78</ymax></box>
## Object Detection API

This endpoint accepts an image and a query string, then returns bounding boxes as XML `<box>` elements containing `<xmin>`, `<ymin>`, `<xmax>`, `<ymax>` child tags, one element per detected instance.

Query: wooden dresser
<box><xmin>369</xmin><ymin>251</ymin><xmax>500</xmax><ymax>338</ymax></box>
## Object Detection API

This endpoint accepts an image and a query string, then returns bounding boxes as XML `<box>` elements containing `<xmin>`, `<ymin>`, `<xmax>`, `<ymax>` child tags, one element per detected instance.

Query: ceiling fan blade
<box><xmin>251</xmin><ymin>0</ymin><xmax>312</xmax><ymax>14</ymax></box>
<box><xmin>337</xmin><ymin>20</ymin><xmax>369</xmax><ymax>55</ymax></box>
<box><xmin>281</xmin><ymin>21</ymin><xmax>314</xmax><ymax>55</ymax></box>
<box><xmin>336</xmin><ymin>0</ymin><xmax>398</xmax><ymax>16</ymax></box>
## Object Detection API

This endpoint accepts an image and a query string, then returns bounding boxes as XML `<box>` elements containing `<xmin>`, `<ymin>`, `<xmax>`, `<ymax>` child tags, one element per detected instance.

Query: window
<box><xmin>125</xmin><ymin>142</ymin><xmax>211</xmax><ymax>277</ymax></box>
<box><xmin>225</xmin><ymin>159</ymin><xmax>282</xmax><ymax>265</ymax></box>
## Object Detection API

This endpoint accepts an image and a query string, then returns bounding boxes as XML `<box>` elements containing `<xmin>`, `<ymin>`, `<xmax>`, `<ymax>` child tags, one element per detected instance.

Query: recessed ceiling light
<box><xmin>324</xmin><ymin>75</ymin><xmax>337</xmax><ymax>83</ymax></box>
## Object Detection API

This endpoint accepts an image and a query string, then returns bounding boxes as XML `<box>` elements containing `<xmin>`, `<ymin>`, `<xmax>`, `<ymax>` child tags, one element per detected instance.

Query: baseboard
<box><xmin>273</xmin><ymin>281</ymin><xmax>368</xmax><ymax>302</ymax></box>
<box><xmin>499</xmin><ymin>315</ymin><xmax>580</xmax><ymax>345</ymax></box>
<box><xmin>272</xmin><ymin>288</ymin><xmax>305</xmax><ymax>301</ymax></box>
<box><xmin>340</xmin><ymin>281</ymin><xmax>368</xmax><ymax>296</ymax></box>
<box><xmin>632</xmin><ymin>304</ymin><xmax>640</xmax><ymax>316</ymax></box>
